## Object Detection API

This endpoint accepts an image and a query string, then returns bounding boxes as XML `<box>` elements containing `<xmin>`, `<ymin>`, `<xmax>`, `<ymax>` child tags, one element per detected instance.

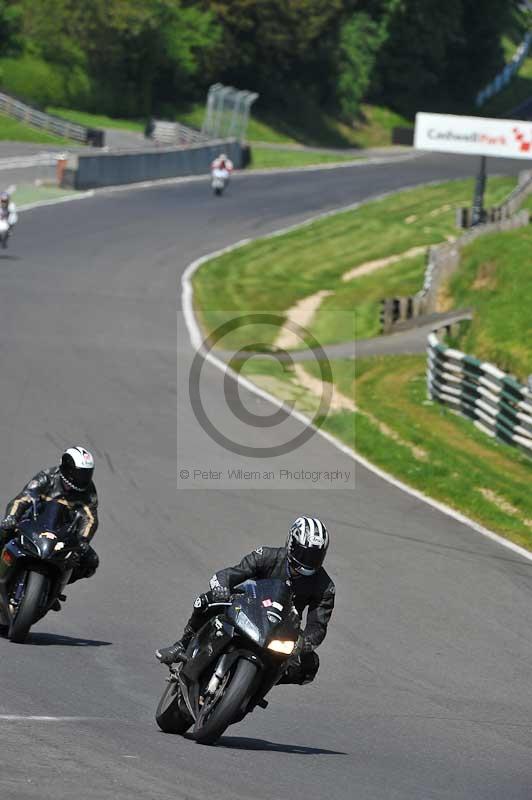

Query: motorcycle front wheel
<box><xmin>192</xmin><ymin>657</ymin><xmax>258</xmax><ymax>745</ymax></box>
<box><xmin>9</xmin><ymin>571</ymin><xmax>49</xmax><ymax>643</ymax></box>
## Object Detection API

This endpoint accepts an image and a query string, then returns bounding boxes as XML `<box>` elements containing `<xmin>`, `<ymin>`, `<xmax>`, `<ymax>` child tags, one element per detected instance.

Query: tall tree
<box><xmin>201</xmin><ymin>0</ymin><xmax>348</xmax><ymax>103</ymax></box>
<box><xmin>372</xmin><ymin>0</ymin><xmax>521</xmax><ymax>115</ymax></box>
<box><xmin>15</xmin><ymin>0</ymin><xmax>221</xmax><ymax>114</ymax></box>
<box><xmin>336</xmin><ymin>11</ymin><xmax>385</xmax><ymax>118</ymax></box>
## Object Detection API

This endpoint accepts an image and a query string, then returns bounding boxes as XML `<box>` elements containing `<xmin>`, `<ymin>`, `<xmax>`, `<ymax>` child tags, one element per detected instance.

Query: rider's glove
<box><xmin>0</xmin><ymin>515</ymin><xmax>17</xmax><ymax>533</ymax></box>
<box><xmin>211</xmin><ymin>584</ymin><xmax>231</xmax><ymax>603</ymax></box>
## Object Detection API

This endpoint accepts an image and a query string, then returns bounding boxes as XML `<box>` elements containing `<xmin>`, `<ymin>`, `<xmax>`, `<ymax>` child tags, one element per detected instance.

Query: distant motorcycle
<box><xmin>211</xmin><ymin>167</ymin><xmax>229</xmax><ymax>197</ymax></box>
<box><xmin>0</xmin><ymin>183</ymin><xmax>17</xmax><ymax>248</ymax></box>
<box><xmin>0</xmin><ymin>498</ymin><xmax>82</xmax><ymax>643</ymax></box>
<box><xmin>0</xmin><ymin>217</ymin><xmax>11</xmax><ymax>249</ymax></box>
<box><xmin>156</xmin><ymin>578</ymin><xmax>301</xmax><ymax>744</ymax></box>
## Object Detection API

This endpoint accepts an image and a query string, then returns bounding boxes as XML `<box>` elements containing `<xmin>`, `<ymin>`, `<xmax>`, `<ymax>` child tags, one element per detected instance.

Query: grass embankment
<box><xmin>178</xmin><ymin>101</ymin><xmax>411</xmax><ymax>150</ymax></box>
<box><xmin>193</xmin><ymin>177</ymin><xmax>516</xmax><ymax>349</ymax></box>
<box><xmin>248</xmin><ymin>147</ymin><xmax>359</xmax><ymax>169</ymax></box>
<box><xmin>194</xmin><ymin>177</ymin><xmax>531</xmax><ymax>546</ymax></box>
<box><xmin>47</xmin><ymin>107</ymin><xmax>144</xmax><ymax>133</ymax></box>
<box><xmin>442</xmin><ymin>219</ymin><xmax>532</xmax><ymax>382</ymax></box>
<box><xmin>0</xmin><ymin>112</ymin><xmax>71</xmax><ymax>145</ymax></box>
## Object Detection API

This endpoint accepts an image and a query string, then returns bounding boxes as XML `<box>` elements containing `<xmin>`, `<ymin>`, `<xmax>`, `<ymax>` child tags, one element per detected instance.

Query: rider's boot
<box><xmin>51</xmin><ymin>594</ymin><xmax>67</xmax><ymax>612</ymax></box>
<box><xmin>155</xmin><ymin>623</ymin><xmax>195</xmax><ymax>665</ymax></box>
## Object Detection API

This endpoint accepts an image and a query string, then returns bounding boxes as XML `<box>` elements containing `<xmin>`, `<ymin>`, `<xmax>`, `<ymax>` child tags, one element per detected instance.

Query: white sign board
<box><xmin>415</xmin><ymin>112</ymin><xmax>532</xmax><ymax>160</ymax></box>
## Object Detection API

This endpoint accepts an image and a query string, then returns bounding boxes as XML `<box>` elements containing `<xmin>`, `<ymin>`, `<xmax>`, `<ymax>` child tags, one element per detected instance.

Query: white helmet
<box><xmin>286</xmin><ymin>516</ymin><xmax>329</xmax><ymax>576</ymax></box>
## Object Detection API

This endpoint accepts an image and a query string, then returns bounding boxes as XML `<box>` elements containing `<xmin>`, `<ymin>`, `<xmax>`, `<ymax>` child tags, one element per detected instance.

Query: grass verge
<box><xmin>249</xmin><ymin>147</ymin><xmax>360</xmax><ymax>170</ymax></box>
<box><xmin>0</xmin><ymin>112</ymin><xmax>72</xmax><ymax>145</ymax></box>
<box><xmin>15</xmin><ymin>184</ymin><xmax>80</xmax><ymax>206</ymax></box>
<box><xmin>192</xmin><ymin>177</ymin><xmax>517</xmax><ymax>349</ymax></box>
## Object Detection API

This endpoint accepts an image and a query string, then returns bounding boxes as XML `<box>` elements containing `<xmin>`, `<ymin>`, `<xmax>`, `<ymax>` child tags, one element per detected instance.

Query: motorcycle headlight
<box><xmin>268</xmin><ymin>639</ymin><xmax>296</xmax><ymax>655</ymax></box>
<box><xmin>235</xmin><ymin>610</ymin><xmax>260</xmax><ymax>643</ymax></box>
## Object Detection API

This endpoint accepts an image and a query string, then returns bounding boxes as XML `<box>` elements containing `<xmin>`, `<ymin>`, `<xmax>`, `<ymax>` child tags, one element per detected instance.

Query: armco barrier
<box><xmin>71</xmin><ymin>139</ymin><xmax>242</xmax><ymax>189</ymax></box>
<box><xmin>149</xmin><ymin>120</ymin><xmax>208</xmax><ymax>146</ymax></box>
<box><xmin>0</xmin><ymin>90</ymin><xmax>104</xmax><ymax>146</ymax></box>
<box><xmin>427</xmin><ymin>332</ymin><xmax>532</xmax><ymax>457</ymax></box>
<box><xmin>457</xmin><ymin>169</ymin><xmax>532</xmax><ymax>228</ymax></box>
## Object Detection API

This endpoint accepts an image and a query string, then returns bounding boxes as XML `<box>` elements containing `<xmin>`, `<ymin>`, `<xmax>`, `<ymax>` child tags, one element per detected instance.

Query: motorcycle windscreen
<box><xmin>18</xmin><ymin>500</ymin><xmax>79</xmax><ymax>552</ymax></box>
<box><xmin>228</xmin><ymin>579</ymin><xmax>297</xmax><ymax>648</ymax></box>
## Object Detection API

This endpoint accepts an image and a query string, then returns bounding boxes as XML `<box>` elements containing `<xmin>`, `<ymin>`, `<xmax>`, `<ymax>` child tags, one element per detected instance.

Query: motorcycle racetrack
<box><xmin>1</xmin><ymin>154</ymin><xmax>531</xmax><ymax>800</ymax></box>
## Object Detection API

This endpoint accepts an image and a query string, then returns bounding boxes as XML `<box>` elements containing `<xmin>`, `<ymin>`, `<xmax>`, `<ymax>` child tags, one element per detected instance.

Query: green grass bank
<box><xmin>192</xmin><ymin>177</ymin><xmax>517</xmax><ymax>350</ymax></box>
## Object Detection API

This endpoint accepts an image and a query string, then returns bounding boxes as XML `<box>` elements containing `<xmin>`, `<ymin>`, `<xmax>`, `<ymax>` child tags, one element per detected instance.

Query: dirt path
<box><xmin>274</xmin><ymin>290</ymin><xmax>333</xmax><ymax>349</ymax></box>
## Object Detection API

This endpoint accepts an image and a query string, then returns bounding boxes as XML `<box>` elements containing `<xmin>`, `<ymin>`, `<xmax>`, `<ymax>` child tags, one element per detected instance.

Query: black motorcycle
<box><xmin>156</xmin><ymin>578</ymin><xmax>301</xmax><ymax>745</ymax></box>
<box><xmin>0</xmin><ymin>498</ymin><xmax>82</xmax><ymax>643</ymax></box>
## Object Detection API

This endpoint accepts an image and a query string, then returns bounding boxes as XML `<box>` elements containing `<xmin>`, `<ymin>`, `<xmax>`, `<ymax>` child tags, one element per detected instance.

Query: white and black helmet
<box><xmin>286</xmin><ymin>516</ymin><xmax>329</xmax><ymax>576</ymax></box>
<box><xmin>60</xmin><ymin>446</ymin><xmax>94</xmax><ymax>492</ymax></box>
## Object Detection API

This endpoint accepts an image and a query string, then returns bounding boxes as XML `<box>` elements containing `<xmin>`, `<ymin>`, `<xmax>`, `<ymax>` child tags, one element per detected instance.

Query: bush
<box><xmin>336</xmin><ymin>13</ymin><xmax>384</xmax><ymax>119</ymax></box>
<box><xmin>0</xmin><ymin>55</ymin><xmax>65</xmax><ymax>107</ymax></box>
<box><xmin>0</xmin><ymin>54</ymin><xmax>92</xmax><ymax>110</ymax></box>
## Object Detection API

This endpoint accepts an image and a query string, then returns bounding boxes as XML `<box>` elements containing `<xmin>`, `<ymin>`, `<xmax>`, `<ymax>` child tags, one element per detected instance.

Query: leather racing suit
<box><xmin>0</xmin><ymin>466</ymin><xmax>99</xmax><ymax>582</ymax></box>
<box><xmin>188</xmin><ymin>545</ymin><xmax>335</xmax><ymax>685</ymax></box>
<box><xmin>1</xmin><ymin>200</ymin><xmax>18</xmax><ymax>227</ymax></box>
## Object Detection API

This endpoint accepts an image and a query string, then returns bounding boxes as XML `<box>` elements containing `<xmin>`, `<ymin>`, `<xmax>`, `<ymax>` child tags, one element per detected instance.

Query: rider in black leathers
<box><xmin>0</xmin><ymin>447</ymin><xmax>99</xmax><ymax>596</ymax></box>
<box><xmin>156</xmin><ymin>517</ymin><xmax>334</xmax><ymax>685</ymax></box>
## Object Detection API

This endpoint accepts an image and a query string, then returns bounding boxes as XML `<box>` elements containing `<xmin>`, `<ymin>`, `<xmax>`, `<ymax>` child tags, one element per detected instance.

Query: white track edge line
<box><xmin>181</xmin><ymin>193</ymin><xmax>532</xmax><ymax>564</ymax></box>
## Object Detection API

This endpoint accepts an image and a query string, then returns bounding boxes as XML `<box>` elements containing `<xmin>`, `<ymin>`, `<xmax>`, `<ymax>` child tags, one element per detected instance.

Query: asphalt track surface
<box><xmin>1</xmin><ymin>153</ymin><xmax>531</xmax><ymax>800</ymax></box>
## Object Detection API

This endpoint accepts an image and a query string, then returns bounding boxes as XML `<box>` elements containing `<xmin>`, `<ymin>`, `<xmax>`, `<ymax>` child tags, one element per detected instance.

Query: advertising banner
<box><xmin>415</xmin><ymin>112</ymin><xmax>532</xmax><ymax>160</ymax></box>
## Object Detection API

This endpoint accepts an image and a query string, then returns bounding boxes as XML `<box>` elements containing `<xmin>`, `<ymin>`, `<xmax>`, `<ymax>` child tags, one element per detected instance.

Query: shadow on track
<box><xmin>23</xmin><ymin>632</ymin><xmax>112</xmax><ymax>647</ymax></box>
<box><xmin>214</xmin><ymin>735</ymin><xmax>347</xmax><ymax>755</ymax></box>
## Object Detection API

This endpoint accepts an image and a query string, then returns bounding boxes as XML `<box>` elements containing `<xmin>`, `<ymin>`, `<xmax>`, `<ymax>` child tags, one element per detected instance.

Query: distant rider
<box><xmin>0</xmin><ymin>191</ymin><xmax>17</xmax><ymax>229</ymax></box>
<box><xmin>0</xmin><ymin>447</ymin><xmax>99</xmax><ymax>607</ymax></box>
<box><xmin>156</xmin><ymin>516</ymin><xmax>335</xmax><ymax>686</ymax></box>
<box><xmin>211</xmin><ymin>153</ymin><xmax>233</xmax><ymax>175</ymax></box>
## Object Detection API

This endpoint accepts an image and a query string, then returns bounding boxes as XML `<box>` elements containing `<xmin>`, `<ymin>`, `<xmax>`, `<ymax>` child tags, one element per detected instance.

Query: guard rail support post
<box><xmin>391</xmin><ymin>298</ymin><xmax>400</xmax><ymax>324</ymax></box>
<box><xmin>471</xmin><ymin>156</ymin><xmax>487</xmax><ymax>226</ymax></box>
<box><xmin>412</xmin><ymin>293</ymin><xmax>423</xmax><ymax>318</ymax></box>
<box><xmin>379</xmin><ymin>299</ymin><xmax>394</xmax><ymax>333</ymax></box>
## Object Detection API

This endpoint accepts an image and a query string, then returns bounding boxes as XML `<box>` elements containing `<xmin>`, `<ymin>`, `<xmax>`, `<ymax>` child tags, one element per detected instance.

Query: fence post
<box><xmin>471</xmin><ymin>156</ymin><xmax>487</xmax><ymax>226</ymax></box>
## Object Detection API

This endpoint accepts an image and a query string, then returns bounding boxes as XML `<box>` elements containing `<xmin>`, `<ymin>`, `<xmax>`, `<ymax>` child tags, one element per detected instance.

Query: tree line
<box><xmin>0</xmin><ymin>0</ymin><xmax>522</xmax><ymax>120</ymax></box>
